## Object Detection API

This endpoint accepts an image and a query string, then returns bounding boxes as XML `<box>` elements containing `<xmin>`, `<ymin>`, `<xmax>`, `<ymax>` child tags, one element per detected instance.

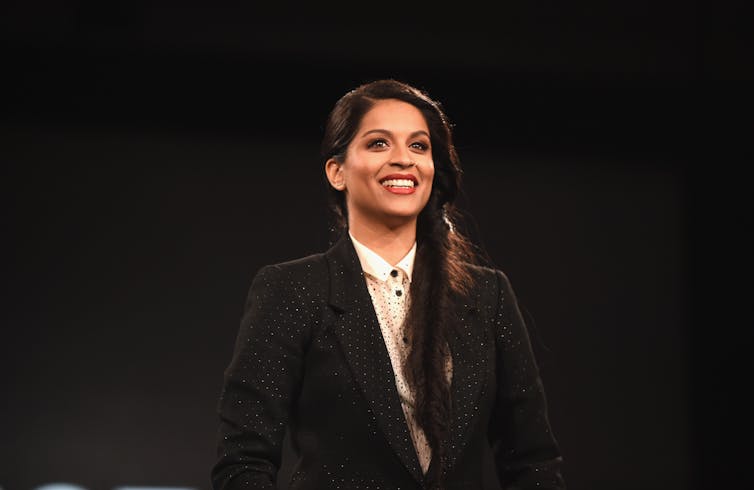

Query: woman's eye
<box><xmin>367</xmin><ymin>139</ymin><xmax>389</xmax><ymax>149</ymax></box>
<box><xmin>410</xmin><ymin>141</ymin><xmax>429</xmax><ymax>151</ymax></box>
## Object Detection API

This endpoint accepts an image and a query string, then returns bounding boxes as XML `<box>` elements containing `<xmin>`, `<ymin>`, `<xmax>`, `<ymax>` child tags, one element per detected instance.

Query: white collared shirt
<box><xmin>348</xmin><ymin>231</ymin><xmax>432</xmax><ymax>474</ymax></box>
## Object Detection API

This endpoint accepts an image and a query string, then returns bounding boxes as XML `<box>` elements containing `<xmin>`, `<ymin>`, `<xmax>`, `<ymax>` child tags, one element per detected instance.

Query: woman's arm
<box><xmin>489</xmin><ymin>269</ymin><xmax>566</xmax><ymax>489</ymax></box>
<box><xmin>211</xmin><ymin>264</ymin><xmax>312</xmax><ymax>490</ymax></box>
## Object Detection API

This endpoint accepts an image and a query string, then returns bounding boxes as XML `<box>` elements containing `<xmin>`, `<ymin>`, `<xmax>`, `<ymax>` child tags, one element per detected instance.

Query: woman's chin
<box><xmin>377</xmin><ymin>211</ymin><xmax>422</xmax><ymax>228</ymax></box>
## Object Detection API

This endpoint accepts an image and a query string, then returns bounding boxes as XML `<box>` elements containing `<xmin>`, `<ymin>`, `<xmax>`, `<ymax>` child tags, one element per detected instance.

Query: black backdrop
<box><xmin>1</xmin><ymin>2</ymin><xmax>747</xmax><ymax>490</ymax></box>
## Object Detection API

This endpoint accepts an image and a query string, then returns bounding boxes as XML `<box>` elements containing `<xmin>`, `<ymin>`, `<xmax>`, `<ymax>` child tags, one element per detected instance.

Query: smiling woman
<box><xmin>211</xmin><ymin>79</ymin><xmax>566</xmax><ymax>490</ymax></box>
<box><xmin>325</xmin><ymin>98</ymin><xmax>435</xmax><ymax>261</ymax></box>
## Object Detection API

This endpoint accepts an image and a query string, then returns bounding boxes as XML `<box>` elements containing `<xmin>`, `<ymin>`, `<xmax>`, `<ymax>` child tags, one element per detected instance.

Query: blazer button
<box><xmin>390</xmin><ymin>269</ymin><xmax>398</xmax><ymax>277</ymax></box>
<box><xmin>395</xmin><ymin>289</ymin><xmax>402</xmax><ymax>297</ymax></box>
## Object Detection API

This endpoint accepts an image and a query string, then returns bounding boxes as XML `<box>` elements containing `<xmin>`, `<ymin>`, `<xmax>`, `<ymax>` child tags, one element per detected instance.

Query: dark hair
<box><xmin>321</xmin><ymin>79</ymin><xmax>480</xmax><ymax>488</ymax></box>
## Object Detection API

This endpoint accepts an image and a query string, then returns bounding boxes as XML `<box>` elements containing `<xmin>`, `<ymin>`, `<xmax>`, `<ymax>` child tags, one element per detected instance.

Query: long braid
<box><xmin>404</xmin><ymin>198</ymin><xmax>475</xmax><ymax>489</ymax></box>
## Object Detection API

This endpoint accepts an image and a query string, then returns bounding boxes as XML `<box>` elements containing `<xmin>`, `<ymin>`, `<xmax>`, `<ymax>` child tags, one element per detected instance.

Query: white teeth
<box><xmin>381</xmin><ymin>179</ymin><xmax>416</xmax><ymax>188</ymax></box>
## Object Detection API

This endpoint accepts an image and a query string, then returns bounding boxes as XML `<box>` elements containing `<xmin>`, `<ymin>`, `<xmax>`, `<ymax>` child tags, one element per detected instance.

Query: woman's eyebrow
<box><xmin>360</xmin><ymin>129</ymin><xmax>430</xmax><ymax>139</ymax></box>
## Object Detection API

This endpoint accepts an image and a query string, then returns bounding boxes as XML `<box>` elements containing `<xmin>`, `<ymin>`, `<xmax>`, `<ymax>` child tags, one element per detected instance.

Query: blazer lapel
<box><xmin>445</xmin><ymin>295</ymin><xmax>490</xmax><ymax>470</ymax></box>
<box><xmin>324</xmin><ymin>234</ymin><xmax>424</xmax><ymax>483</ymax></box>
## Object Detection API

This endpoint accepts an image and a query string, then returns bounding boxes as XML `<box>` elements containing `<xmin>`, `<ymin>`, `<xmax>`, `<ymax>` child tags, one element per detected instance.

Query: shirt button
<box><xmin>390</xmin><ymin>269</ymin><xmax>398</xmax><ymax>277</ymax></box>
<box><xmin>395</xmin><ymin>290</ymin><xmax>402</xmax><ymax>297</ymax></box>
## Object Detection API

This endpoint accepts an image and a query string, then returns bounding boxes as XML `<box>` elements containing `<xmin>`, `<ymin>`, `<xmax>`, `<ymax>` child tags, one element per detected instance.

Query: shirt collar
<box><xmin>349</xmin><ymin>231</ymin><xmax>416</xmax><ymax>283</ymax></box>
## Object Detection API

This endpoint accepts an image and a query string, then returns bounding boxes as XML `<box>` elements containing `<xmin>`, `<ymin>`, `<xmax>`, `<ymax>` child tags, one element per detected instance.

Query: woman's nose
<box><xmin>390</xmin><ymin>148</ymin><xmax>416</xmax><ymax>167</ymax></box>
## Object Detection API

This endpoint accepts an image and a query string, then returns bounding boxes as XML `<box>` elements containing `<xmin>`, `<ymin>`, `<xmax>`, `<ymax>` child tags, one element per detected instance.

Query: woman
<box><xmin>211</xmin><ymin>79</ymin><xmax>565</xmax><ymax>489</ymax></box>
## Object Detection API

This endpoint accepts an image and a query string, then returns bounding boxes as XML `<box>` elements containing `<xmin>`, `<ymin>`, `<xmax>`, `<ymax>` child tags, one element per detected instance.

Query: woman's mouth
<box><xmin>380</xmin><ymin>175</ymin><xmax>418</xmax><ymax>194</ymax></box>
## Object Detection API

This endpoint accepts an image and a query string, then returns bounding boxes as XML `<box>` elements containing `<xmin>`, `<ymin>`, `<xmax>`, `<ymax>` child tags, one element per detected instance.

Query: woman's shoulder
<box><xmin>460</xmin><ymin>262</ymin><xmax>521</xmax><ymax>315</ymax></box>
<box><xmin>464</xmin><ymin>262</ymin><xmax>513</xmax><ymax>289</ymax></box>
<box><xmin>242</xmin><ymin>251</ymin><xmax>330</xmax><ymax>311</ymax></box>
<box><xmin>253</xmin><ymin>250</ymin><xmax>330</xmax><ymax>285</ymax></box>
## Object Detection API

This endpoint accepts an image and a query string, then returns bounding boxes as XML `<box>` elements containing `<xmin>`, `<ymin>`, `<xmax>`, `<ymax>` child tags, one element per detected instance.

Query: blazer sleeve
<box><xmin>489</xmin><ymin>269</ymin><xmax>566</xmax><ymax>489</ymax></box>
<box><xmin>211</xmin><ymin>264</ymin><xmax>312</xmax><ymax>490</ymax></box>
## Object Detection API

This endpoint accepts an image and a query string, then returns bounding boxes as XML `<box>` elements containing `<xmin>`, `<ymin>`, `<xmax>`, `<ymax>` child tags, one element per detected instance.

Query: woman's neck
<box><xmin>348</xmin><ymin>218</ymin><xmax>417</xmax><ymax>266</ymax></box>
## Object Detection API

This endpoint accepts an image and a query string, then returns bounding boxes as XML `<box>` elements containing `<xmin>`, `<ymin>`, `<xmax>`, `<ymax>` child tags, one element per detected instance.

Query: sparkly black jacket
<box><xmin>211</xmin><ymin>234</ymin><xmax>565</xmax><ymax>490</ymax></box>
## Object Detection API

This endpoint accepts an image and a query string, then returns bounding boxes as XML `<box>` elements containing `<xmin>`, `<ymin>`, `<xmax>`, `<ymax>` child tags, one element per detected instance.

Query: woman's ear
<box><xmin>325</xmin><ymin>158</ymin><xmax>345</xmax><ymax>191</ymax></box>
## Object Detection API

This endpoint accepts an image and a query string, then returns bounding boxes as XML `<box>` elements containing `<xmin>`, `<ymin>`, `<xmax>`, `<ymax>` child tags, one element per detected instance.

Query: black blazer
<box><xmin>212</xmin><ymin>234</ymin><xmax>565</xmax><ymax>490</ymax></box>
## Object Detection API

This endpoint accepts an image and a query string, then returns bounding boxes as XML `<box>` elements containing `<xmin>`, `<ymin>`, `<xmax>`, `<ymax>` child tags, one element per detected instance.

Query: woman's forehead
<box><xmin>357</xmin><ymin>99</ymin><xmax>429</xmax><ymax>135</ymax></box>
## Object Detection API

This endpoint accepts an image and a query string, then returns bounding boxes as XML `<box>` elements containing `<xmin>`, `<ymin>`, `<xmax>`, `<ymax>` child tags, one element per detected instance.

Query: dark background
<box><xmin>1</xmin><ymin>1</ymin><xmax>748</xmax><ymax>490</ymax></box>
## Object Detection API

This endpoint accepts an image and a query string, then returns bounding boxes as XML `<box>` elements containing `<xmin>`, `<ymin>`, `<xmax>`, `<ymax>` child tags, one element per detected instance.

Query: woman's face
<box><xmin>326</xmin><ymin>99</ymin><xmax>435</xmax><ymax>230</ymax></box>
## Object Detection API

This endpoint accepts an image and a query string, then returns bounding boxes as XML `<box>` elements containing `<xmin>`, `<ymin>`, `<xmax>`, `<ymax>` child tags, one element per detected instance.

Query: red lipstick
<box><xmin>379</xmin><ymin>174</ymin><xmax>419</xmax><ymax>194</ymax></box>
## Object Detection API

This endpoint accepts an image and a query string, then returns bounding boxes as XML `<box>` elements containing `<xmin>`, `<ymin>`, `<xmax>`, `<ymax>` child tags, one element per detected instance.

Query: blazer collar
<box><xmin>324</xmin><ymin>232</ymin><xmax>489</xmax><ymax>481</ymax></box>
